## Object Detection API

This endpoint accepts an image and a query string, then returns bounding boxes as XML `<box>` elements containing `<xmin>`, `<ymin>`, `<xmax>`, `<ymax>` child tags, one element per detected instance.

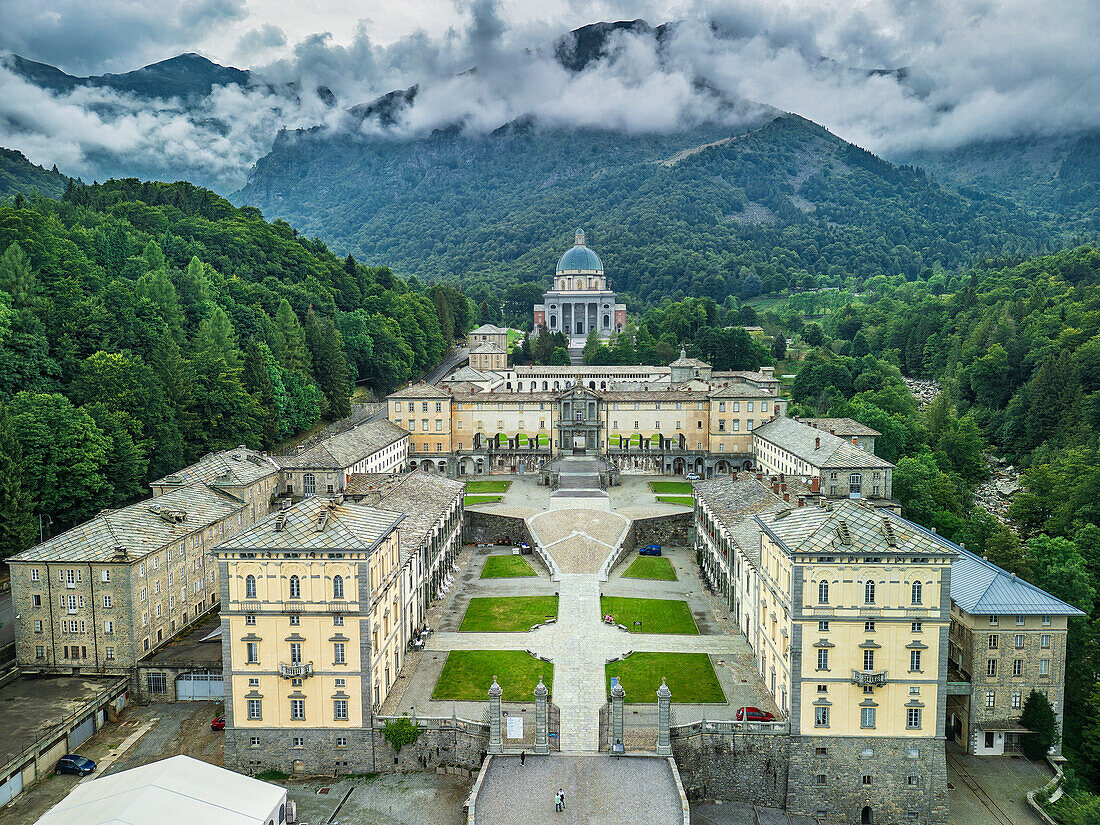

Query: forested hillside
<box><xmin>0</xmin><ymin>180</ymin><xmax>472</xmax><ymax>544</ymax></box>
<box><xmin>235</xmin><ymin>114</ymin><xmax>1077</xmax><ymax>305</ymax></box>
<box><xmin>0</xmin><ymin>148</ymin><xmax>69</xmax><ymax>199</ymax></box>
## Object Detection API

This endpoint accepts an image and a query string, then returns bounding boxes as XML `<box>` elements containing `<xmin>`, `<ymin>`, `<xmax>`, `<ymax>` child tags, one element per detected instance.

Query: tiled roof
<box><xmin>150</xmin><ymin>446</ymin><xmax>279</xmax><ymax>489</ymax></box>
<box><xmin>388</xmin><ymin>383</ymin><xmax>452</xmax><ymax>399</ymax></box>
<box><xmin>712</xmin><ymin>369</ymin><xmax>782</xmax><ymax>384</ymax></box>
<box><xmin>512</xmin><ymin>365</ymin><xmax>671</xmax><ymax>375</ymax></box>
<box><xmin>346</xmin><ymin>470</ymin><xmax>464</xmax><ymax>557</ymax></box>
<box><xmin>10</xmin><ymin>484</ymin><xmax>247</xmax><ymax>563</ymax></box>
<box><xmin>471</xmin><ymin>342</ymin><xmax>507</xmax><ymax>355</ymax></box>
<box><xmin>471</xmin><ymin>324</ymin><xmax>509</xmax><ymax>335</ymax></box>
<box><xmin>708</xmin><ymin>384</ymin><xmax>777</xmax><ymax>398</ymax></box>
<box><xmin>216</xmin><ymin>497</ymin><xmax>403</xmax><ymax>552</ymax></box>
<box><xmin>694</xmin><ymin>475</ymin><xmax>789</xmax><ymax>566</ymax></box>
<box><xmin>444</xmin><ymin>366</ymin><xmax>494</xmax><ymax>383</ymax></box>
<box><xmin>801</xmin><ymin>418</ymin><xmax>881</xmax><ymax>437</ymax></box>
<box><xmin>277</xmin><ymin>419</ymin><xmax>407</xmax><ymax>470</ymax></box>
<box><xmin>757</xmin><ymin>499</ymin><xmax>955</xmax><ymax>558</ymax></box>
<box><xmin>947</xmin><ymin>541</ymin><xmax>1085</xmax><ymax>616</ymax></box>
<box><xmin>753</xmin><ymin>417</ymin><xmax>893</xmax><ymax>470</ymax></box>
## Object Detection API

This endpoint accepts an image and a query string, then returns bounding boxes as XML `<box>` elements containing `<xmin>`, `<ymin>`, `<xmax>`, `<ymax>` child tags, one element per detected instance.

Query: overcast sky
<box><xmin>1</xmin><ymin>0</ymin><xmax>1097</xmax><ymax>191</ymax></box>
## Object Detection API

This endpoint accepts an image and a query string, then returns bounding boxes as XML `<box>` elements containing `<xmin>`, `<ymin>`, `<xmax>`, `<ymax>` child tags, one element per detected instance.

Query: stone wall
<box><xmin>786</xmin><ymin>735</ymin><xmax>949</xmax><ymax>825</ymax></box>
<box><xmin>672</xmin><ymin>729</ymin><xmax>789</xmax><ymax>809</ymax></box>
<box><xmin>464</xmin><ymin>511</ymin><xmax>535</xmax><ymax>546</ymax></box>
<box><xmin>629</xmin><ymin>512</ymin><xmax>694</xmax><ymax>548</ymax></box>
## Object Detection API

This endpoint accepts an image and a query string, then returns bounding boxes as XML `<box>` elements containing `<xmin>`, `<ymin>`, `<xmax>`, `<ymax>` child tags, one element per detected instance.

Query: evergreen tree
<box><xmin>195</xmin><ymin>306</ymin><xmax>242</xmax><ymax>370</ymax></box>
<box><xmin>1019</xmin><ymin>690</ymin><xmax>1060</xmax><ymax>760</ymax></box>
<box><xmin>274</xmin><ymin>299</ymin><xmax>310</xmax><ymax>373</ymax></box>
<box><xmin>0</xmin><ymin>404</ymin><xmax>37</xmax><ymax>557</ymax></box>
<box><xmin>771</xmin><ymin>334</ymin><xmax>787</xmax><ymax>361</ymax></box>
<box><xmin>174</xmin><ymin>256</ymin><xmax>209</xmax><ymax>327</ymax></box>
<box><xmin>313</xmin><ymin>318</ymin><xmax>352</xmax><ymax>420</ymax></box>
<box><xmin>136</xmin><ymin>267</ymin><xmax>185</xmax><ymax>344</ymax></box>
<box><xmin>582</xmin><ymin>329</ymin><xmax>602</xmax><ymax>364</ymax></box>
<box><xmin>0</xmin><ymin>242</ymin><xmax>38</xmax><ymax>307</ymax></box>
<box><xmin>243</xmin><ymin>338</ymin><xmax>279</xmax><ymax>449</ymax></box>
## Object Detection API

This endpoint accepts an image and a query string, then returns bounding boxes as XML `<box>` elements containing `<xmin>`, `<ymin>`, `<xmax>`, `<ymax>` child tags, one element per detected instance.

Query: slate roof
<box><xmin>345</xmin><ymin>470</ymin><xmax>464</xmax><ymax>558</ymax></box>
<box><xmin>277</xmin><ymin>418</ymin><xmax>406</xmax><ymax>470</ymax></box>
<box><xmin>389</xmin><ymin>383</ymin><xmax>452</xmax><ymax>399</ymax></box>
<box><xmin>708</xmin><ymin>384</ymin><xmax>777</xmax><ymax>398</ymax></box>
<box><xmin>757</xmin><ymin>500</ymin><xmax>955</xmax><ymax>558</ymax></box>
<box><xmin>33</xmin><ymin>754</ymin><xmax>285</xmax><ymax>825</ymax></box>
<box><xmin>444</xmin><ymin>366</ymin><xmax>495</xmax><ymax>383</ymax></box>
<box><xmin>694</xmin><ymin>475</ymin><xmax>789</xmax><ymax>566</ymax></box>
<box><xmin>801</xmin><ymin>418</ymin><xmax>882</xmax><ymax>437</ymax></box>
<box><xmin>513</xmin><ymin>365</ymin><xmax>671</xmax><ymax>375</ymax></box>
<box><xmin>471</xmin><ymin>342</ymin><xmax>507</xmax><ymax>355</ymax></box>
<box><xmin>150</xmin><ymin>446</ymin><xmax>279</xmax><ymax>489</ymax></box>
<box><xmin>947</xmin><ymin>542</ymin><xmax>1085</xmax><ymax>616</ymax></box>
<box><xmin>10</xmin><ymin>484</ymin><xmax>247</xmax><ymax>563</ymax></box>
<box><xmin>712</xmin><ymin>369</ymin><xmax>782</xmax><ymax>385</ymax></box>
<box><xmin>753</xmin><ymin>417</ymin><xmax>893</xmax><ymax>470</ymax></box>
<box><xmin>216</xmin><ymin>497</ymin><xmax>403</xmax><ymax>553</ymax></box>
<box><xmin>471</xmin><ymin>323</ymin><xmax>509</xmax><ymax>335</ymax></box>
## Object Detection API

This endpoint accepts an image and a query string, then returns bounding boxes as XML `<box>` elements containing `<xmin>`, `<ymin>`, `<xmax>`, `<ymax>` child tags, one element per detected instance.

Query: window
<box><xmin>291</xmin><ymin>699</ymin><xmax>305</xmax><ymax>720</ymax></box>
<box><xmin>910</xmin><ymin>686</ymin><xmax>921</xmax><ymax>695</ymax></box>
<box><xmin>1012</xmin><ymin>691</ymin><xmax>1022</xmax><ymax>709</ymax></box>
<box><xmin>31</xmin><ymin>568</ymin><xmax>39</xmax><ymax>581</ymax></box>
<box><xmin>861</xmin><ymin>707</ymin><xmax>876</xmax><ymax>728</ymax></box>
<box><xmin>1017</xmin><ymin>615</ymin><xmax>1026</xmax><ymax>626</ymax></box>
<box><xmin>816</xmin><ymin>774</ymin><xmax>827</xmax><ymax>785</ymax></box>
<box><xmin>245</xmin><ymin>614</ymin><xmax>256</xmax><ymax>626</ymax></box>
<box><xmin>989</xmin><ymin>634</ymin><xmax>998</xmax><ymax>649</ymax></box>
<box><xmin>104</xmin><ymin>620</ymin><xmax>114</xmax><ymax>634</ymax></box>
<box><xmin>289</xmin><ymin>575</ymin><xmax>301</xmax><ymax>599</ymax></box>
<box><xmin>907</xmin><ymin>708</ymin><xmax>922</xmax><ymax>729</ymax></box>
<box><xmin>862</xmin><ymin>775</ymin><xmax>873</xmax><ymax>786</ymax></box>
<box><xmin>817</xmin><ymin>684</ymin><xmax>828</xmax><ymax>693</ymax></box>
<box><xmin>333</xmin><ymin>576</ymin><xmax>344</xmax><ymax>600</ymax></box>
<box><xmin>907</xmin><ymin>776</ymin><xmax>920</xmax><ymax>787</ymax></box>
<box><xmin>986</xmin><ymin>690</ymin><xmax>996</xmax><ymax>708</ymax></box>
<box><xmin>989</xmin><ymin>615</ymin><xmax>999</xmax><ymax>626</ymax></box>
<box><xmin>245</xmin><ymin>575</ymin><xmax>257</xmax><ymax>599</ymax></box>
<box><xmin>147</xmin><ymin>673</ymin><xmax>167</xmax><ymax>693</ymax></box>
<box><xmin>1040</xmin><ymin>634</ymin><xmax>1050</xmax><ymax>649</ymax></box>
<box><xmin>864</xmin><ymin>650</ymin><xmax>875</xmax><ymax>671</ymax></box>
<box><xmin>1043</xmin><ymin>615</ymin><xmax>1052</xmax><ymax>626</ymax></box>
<box><xmin>289</xmin><ymin>615</ymin><xmax>300</xmax><ymax>626</ymax></box>
<box><xmin>33</xmin><ymin>619</ymin><xmax>42</xmax><ymax>632</ymax></box>
<box><xmin>911</xmin><ymin>582</ymin><xmax>922</xmax><ymax>604</ymax></box>
<box><xmin>250</xmin><ymin>737</ymin><xmax>261</xmax><ymax>748</ymax></box>
<box><xmin>815</xmin><ymin>746</ymin><xmax>828</xmax><ymax>756</ymax></box>
<box><xmin>912</xmin><ymin>622</ymin><xmax>922</xmax><ymax>633</ymax></box>
<box><xmin>864</xmin><ymin>581</ymin><xmax>876</xmax><ymax>604</ymax></box>
<box><xmin>987</xmin><ymin>659</ymin><xmax>997</xmax><ymax>676</ymax></box>
<box><xmin>105</xmin><ymin>646</ymin><xmax>114</xmax><ymax>660</ymax></box>
<box><xmin>818</xmin><ymin>621</ymin><xmax>830</xmax><ymax>632</ymax></box>
<box><xmin>335</xmin><ymin>678</ymin><xmax>346</xmax><ymax>688</ymax></box>
<box><xmin>246</xmin><ymin>642</ymin><xmax>259</xmax><ymax>664</ymax></box>
<box><xmin>103</xmin><ymin>594</ymin><xmax>112</xmax><ymax>608</ymax></box>
<box><xmin>303</xmin><ymin>473</ymin><xmax>316</xmax><ymax>496</ymax></box>
<box><xmin>1015</xmin><ymin>634</ymin><xmax>1025</xmax><ymax>649</ymax></box>
<box><xmin>333</xmin><ymin>699</ymin><xmax>349</xmax><ymax>720</ymax></box>
<box><xmin>1013</xmin><ymin>659</ymin><xmax>1023</xmax><ymax>677</ymax></box>
<box><xmin>865</xmin><ymin>621</ymin><xmax>876</xmax><ymax>633</ymax></box>
<box><xmin>333</xmin><ymin>615</ymin><xmax>344</xmax><ymax>627</ymax></box>
<box><xmin>290</xmin><ymin>643</ymin><xmax>302</xmax><ymax>664</ymax></box>
<box><xmin>817</xmin><ymin>649</ymin><xmax>829</xmax><ymax>670</ymax></box>
<box><xmin>1040</xmin><ymin>659</ymin><xmax>1050</xmax><ymax>676</ymax></box>
<box><xmin>334</xmin><ymin>643</ymin><xmax>346</xmax><ymax>664</ymax></box>
<box><xmin>910</xmin><ymin>650</ymin><xmax>922</xmax><ymax>672</ymax></box>
<box><xmin>32</xmin><ymin>594</ymin><xmax>41</xmax><ymax>608</ymax></box>
<box><xmin>336</xmin><ymin>736</ymin><xmax>347</xmax><ymax>748</ymax></box>
<box><xmin>818</xmin><ymin>581</ymin><xmax>829</xmax><ymax>604</ymax></box>
<box><xmin>815</xmin><ymin>707</ymin><xmax>829</xmax><ymax>727</ymax></box>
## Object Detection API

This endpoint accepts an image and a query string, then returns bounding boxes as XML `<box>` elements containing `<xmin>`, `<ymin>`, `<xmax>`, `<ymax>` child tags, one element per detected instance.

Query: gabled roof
<box><xmin>708</xmin><ymin>384</ymin><xmax>776</xmax><ymax>398</ymax></box>
<box><xmin>471</xmin><ymin>323</ymin><xmax>509</xmax><ymax>335</ymax></box>
<box><xmin>10</xmin><ymin>484</ymin><xmax>247</xmax><ymax>563</ymax></box>
<box><xmin>215</xmin><ymin>496</ymin><xmax>403</xmax><ymax>553</ymax></box>
<box><xmin>444</xmin><ymin>366</ymin><xmax>494</xmax><ymax>383</ymax></box>
<box><xmin>471</xmin><ymin>342</ymin><xmax>507</xmax><ymax>355</ymax></box>
<box><xmin>752</xmin><ymin>417</ymin><xmax>893</xmax><ymax>470</ymax></box>
<box><xmin>694</xmin><ymin>475</ymin><xmax>789</xmax><ymax>566</ymax></box>
<box><xmin>277</xmin><ymin>419</ymin><xmax>407</xmax><ymax>470</ymax></box>
<box><xmin>388</xmin><ymin>382</ymin><xmax>452</xmax><ymax>399</ymax></box>
<box><xmin>150</xmin><ymin>446</ymin><xmax>279</xmax><ymax>490</ymax></box>
<box><xmin>32</xmin><ymin>754</ymin><xmax>284</xmax><ymax>825</ymax></box>
<box><xmin>948</xmin><ymin>543</ymin><xmax>1085</xmax><ymax>616</ymax></box>
<box><xmin>801</xmin><ymin>418</ymin><xmax>881</xmax><ymax>437</ymax></box>
<box><xmin>346</xmin><ymin>470</ymin><xmax>464</xmax><ymax>558</ymax></box>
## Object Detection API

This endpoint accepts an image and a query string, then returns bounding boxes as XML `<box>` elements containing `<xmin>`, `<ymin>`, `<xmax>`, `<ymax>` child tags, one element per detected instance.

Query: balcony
<box><xmin>241</xmin><ymin>600</ymin><xmax>261</xmax><ymax>612</ymax></box>
<box><xmin>279</xmin><ymin>662</ymin><xmax>314</xmax><ymax>679</ymax></box>
<box><xmin>811</xmin><ymin>606</ymin><xmax>835</xmax><ymax>617</ymax></box>
<box><xmin>328</xmin><ymin>601</ymin><xmax>353</xmax><ymax>613</ymax></box>
<box><xmin>851</xmin><ymin>669</ymin><xmax>888</xmax><ymax>687</ymax></box>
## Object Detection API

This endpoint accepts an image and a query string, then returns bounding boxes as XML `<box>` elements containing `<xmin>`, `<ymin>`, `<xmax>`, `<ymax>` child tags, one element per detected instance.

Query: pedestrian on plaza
<box><xmin>555</xmin><ymin>789</ymin><xmax>563</xmax><ymax>812</ymax></box>
<box><xmin>520</xmin><ymin>750</ymin><xmax>526</xmax><ymax>766</ymax></box>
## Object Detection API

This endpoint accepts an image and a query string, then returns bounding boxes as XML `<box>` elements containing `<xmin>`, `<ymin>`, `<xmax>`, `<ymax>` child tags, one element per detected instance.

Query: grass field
<box><xmin>600</xmin><ymin>596</ymin><xmax>698</xmax><ymax>634</ymax></box>
<box><xmin>656</xmin><ymin>495</ymin><xmax>695</xmax><ymax>507</ymax></box>
<box><xmin>459</xmin><ymin>596</ymin><xmax>559</xmax><ymax>631</ymax></box>
<box><xmin>465</xmin><ymin>480</ymin><xmax>512</xmax><ymax>493</ymax></box>
<box><xmin>649</xmin><ymin>481</ymin><xmax>693</xmax><ymax>494</ymax></box>
<box><xmin>622</xmin><ymin>556</ymin><xmax>677</xmax><ymax>581</ymax></box>
<box><xmin>481</xmin><ymin>555</ymin><xmax>538</xmax><ymax>578</ymax></box>
<box><xmin>432</xmin><ymin>650</ymin><xmax>553</xmax><ymax>702</ymax></box>
<box><xmin>606</xmin><ymin>652</ymin><xmax>726</xmax><ymax>704</ymax></box>
<box><xmin>464</xmin><ymin>495</ymin><xmax>503</xmax><ymax>506</ymax></box>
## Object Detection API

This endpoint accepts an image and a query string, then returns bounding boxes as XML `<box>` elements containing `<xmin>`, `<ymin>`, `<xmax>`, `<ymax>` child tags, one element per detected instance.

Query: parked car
<box><xmin>736</xmin><ymin>706</ymin><xmax>776</xmax><ymax>722</ymax></box>
<box><xmin>685</xmin><ymin>472</ymin><xmax>701</xmax><ymax>481</ymax></box>
<box><xmin>55</xmin><ymin>755</ymin><xmax>96</xmax><ymax>776</ymax></box>
<box><xmin>518</xmin><ymin>541</ymin><xmax>531</xmax><ymax>551</ymax></box>
<box><xmin>211</xmin><ymin>716</ymin><xmax>226</xmax><ymax>731</ymax></box>
<box><xmin>639</xmin><ymin>544</ymin><xmax>662</xmax><ymax>556</ymax></box>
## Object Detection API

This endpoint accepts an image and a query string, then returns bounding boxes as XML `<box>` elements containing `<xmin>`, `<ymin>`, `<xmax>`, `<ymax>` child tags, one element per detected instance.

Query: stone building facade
<box><xmin>277</xmin><ymin>418</ymin><xmax>408</xmax><ymax>498</ymax></box>
<box><xmin>533</xmin><ymin>229</ymin><xmax>626</xmax><ymax>342</ymax></box>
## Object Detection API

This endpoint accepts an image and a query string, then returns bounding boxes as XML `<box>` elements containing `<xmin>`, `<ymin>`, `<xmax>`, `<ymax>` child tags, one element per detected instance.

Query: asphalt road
<box><xmin>0</xmin><ymin>590</ymin><xmax>14</xmax><ymax>649</ymax></box>
<box><xmin>365</xmin><ymin>346</ymin><xmax>470</xmax><ymax>422</ymax></box>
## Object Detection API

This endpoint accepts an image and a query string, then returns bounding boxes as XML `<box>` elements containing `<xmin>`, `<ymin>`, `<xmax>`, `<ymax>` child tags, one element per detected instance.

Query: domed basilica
<box><xmin>533</xmin><ymin>229</ymin><xmax>626</xmax><ymax>342</ymax></box>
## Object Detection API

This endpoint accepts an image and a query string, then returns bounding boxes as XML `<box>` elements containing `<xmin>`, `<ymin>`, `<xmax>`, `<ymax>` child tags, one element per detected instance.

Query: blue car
<box><xmin>56</xmin><ymin>754</ymin><xmax>96</xmax><ymax>776</ymax></box>
<box><xmin>639</xmin><ymin>544</ymin><xmax>662</xmax><ymax>556</ymax></box>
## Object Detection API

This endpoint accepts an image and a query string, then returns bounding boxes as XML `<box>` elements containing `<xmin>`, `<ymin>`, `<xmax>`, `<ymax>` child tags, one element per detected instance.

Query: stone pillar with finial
<box><xmin>611</xmin><ymin>680</ymin><xmax>626</xmax><ymax>754</ymax></box>
<box><xmin>488</xmin><ymin>677</ymin><xmax>503</xmax><ymax>754</ymax></box>
<box><xmin>656</xmin><ymin>678</ymin><xmax>672</xmax><ymax>756</ymax></box>
<box><xmin>534</xmin><ymin>676</ymin><xmax>549</xmax><ymax>754</ymax></box>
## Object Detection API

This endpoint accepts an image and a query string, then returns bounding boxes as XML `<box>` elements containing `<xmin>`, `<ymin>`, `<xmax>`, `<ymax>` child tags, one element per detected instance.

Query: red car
<box><xmin>736</xmin><ymin>707</ymin><xmax>776</xmax><ymax>722</ymax></box>
<box><xmin>211</xmin><ymin>716</ymin><xmax>226</xmax><ymax>731</ymax></box>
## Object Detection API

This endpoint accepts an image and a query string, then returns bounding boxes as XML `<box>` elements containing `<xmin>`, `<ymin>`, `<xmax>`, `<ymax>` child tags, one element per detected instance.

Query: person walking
<box><xmin>555</xmin><ymin>789</ymin><xmax>563</xmax><ymax>812</ymax></box>
<box><xmin>520</xmin><ymin>750</ymin><xmax>526</xmax><ymax>766</ymax></box>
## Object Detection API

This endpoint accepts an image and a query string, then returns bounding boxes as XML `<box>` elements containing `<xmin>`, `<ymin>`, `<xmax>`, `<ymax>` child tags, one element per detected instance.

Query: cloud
<box><xmin>0</xmin><ymin>0</ymin><xmax>1097</xmax><ymax>192</ymax></box>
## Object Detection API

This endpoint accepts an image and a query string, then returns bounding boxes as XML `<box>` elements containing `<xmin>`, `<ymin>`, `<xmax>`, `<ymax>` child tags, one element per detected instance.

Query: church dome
<box><xmin>556</xmin><ymin>229</ymin><xmax>603</xmax><ymax>273</ymax></box>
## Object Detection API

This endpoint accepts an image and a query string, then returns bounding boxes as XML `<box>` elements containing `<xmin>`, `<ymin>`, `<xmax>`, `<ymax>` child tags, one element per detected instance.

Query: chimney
<box><xmin>783</xmin><ymin>492</ymin><xmax>790</xmax><ymax>502</ymax></box>
<box><xmin>731</xmin><ymin>470</ymin><xmax>738</xmax><ymax>480</ymax></box>
<box><xmin>810</xmin><ymin>477</ymin><xmax>820</xmax><ymax>493</ymax></box>
<box><xmin>756</xmin><ymin>472</ymin><xmax>763</xmax><ymax>481</ymax></box>
<box><xmin>779</xmin><ymin>473</ymin><xmax>785</xmax><ymax>482</ymax></box>
<box><xmin>793</xmin><ymin>414</ymin><xmax>799</xmax><ymax>421</ymax></box>
<box><xmin>815</xmin><ymin>437</ymin><xmax>820</xmax><ymax>450</ymax></box>
<box><xmin>772</xmin><ymin>482</ymin><xmax>781</xmax><ymax>494</ymax></box>
<box><xmin>852</xmin><ymin>436</ymin><xmax>858</xmax><ymax>446</ymax></box>
<box><xmin>780</xmin><ymin>483</ymin><xmax>787</xmax><ymax>491</ymax></box>
<box><xmin>797</xmin><ymin>496</ymin><xmax>805</xmax><ymax>507</ymax></box>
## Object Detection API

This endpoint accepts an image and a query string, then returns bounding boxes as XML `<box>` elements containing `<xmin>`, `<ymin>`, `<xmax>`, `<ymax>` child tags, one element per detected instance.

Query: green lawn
<box><xmin>656</xmin><ymin>495</ymin><xmax>695</xmax><ymax>507</ymax></box>
<box><xmin>464</xmin><ymin>495</ymin><xmax>503</xmax><ymax>506</ymax></box>
<box><xmin>432</xmin><ymin>650</ymin><xmax>553</xmax><ymax>702</ymax></box>
<box><xmin>649</xmin><ymin>481</ymin><xmax>693</xmax><ymax>494</ymax></box>
<box><xmin>606</xmin><ymin>653</ymin><xmax>726</xmax><ymax>704</ymax></box>
<box><xmin>459</xmin><ymin>596</ymin><xmax>559</xmax><ymax>631</ymax></box>
<box><xmin>600</xmin><ymin>596</ymin><xmax>698</xmax><ymax>634</ymax></box>
<box><xmin>465</xmin><ymin>479</ymin><xmax>512</xmax><ymax>493</ymax></box>
<box><xmin>622</xmin><ymin>556</ymin><xmax>677</xmax><ymax>581</ymax></box>
<box><xmin>481</xmin><ymin>555</ymin><xmax>538</xmax><ymax>578</ymax></box>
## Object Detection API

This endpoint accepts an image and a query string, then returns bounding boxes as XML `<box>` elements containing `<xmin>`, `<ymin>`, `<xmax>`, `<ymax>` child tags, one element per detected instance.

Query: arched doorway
<box><xmin>589</xmin><ymin>381</ymin><xmax>596</xmax><ymax>389</ymax></box>
<box><xmin>716</xmin><ymin>460</ymin><xmax>731</xmax><ymax>475</ymax></box>
<box><xmin>861</xmin><ymin>807</ymin><xmax>873</xmax><ymax>825</ymax></box>
<box><xmin>409</xmin><ymin>461</ymin><xmax>418</xmax><ymax>471</ymax></box>
<box><xmin>672</xmin><ymin>457</ymin><xmax>686</xmax><ymax>475</ymax></box>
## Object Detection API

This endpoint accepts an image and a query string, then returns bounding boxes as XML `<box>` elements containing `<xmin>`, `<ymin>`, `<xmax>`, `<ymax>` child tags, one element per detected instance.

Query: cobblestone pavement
<box><xmin>286</xmin><ymin>773</ymin><xmax>470</xmax><ymax>825</ymax></box>
<box><xmin>692</xmin><ymin>800</ymin><xmax>822</xmax><ymax>824</ymax></box>
<box><xmin>947</xmin><ymin>747</ymin><xmax>1049</xmax><ymax>825</ymax></box>
<box><xmin>474</xmin><ymin>754</ymin><xmax>683</xmax><ymax>825</ymax></box>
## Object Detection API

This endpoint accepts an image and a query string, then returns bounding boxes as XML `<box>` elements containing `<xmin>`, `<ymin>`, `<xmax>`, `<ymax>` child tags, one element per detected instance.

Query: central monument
<box><xmin>533</xmin><ymin>229</ymin><xmax>626</xmax><ymax>345</ymax></box>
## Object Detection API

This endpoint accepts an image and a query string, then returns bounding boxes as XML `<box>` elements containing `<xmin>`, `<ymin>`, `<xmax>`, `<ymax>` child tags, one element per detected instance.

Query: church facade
<box><xmin>533</xmin><ymin>229</ymin><xmax>626</xmax><ymax>343</ymax></box>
